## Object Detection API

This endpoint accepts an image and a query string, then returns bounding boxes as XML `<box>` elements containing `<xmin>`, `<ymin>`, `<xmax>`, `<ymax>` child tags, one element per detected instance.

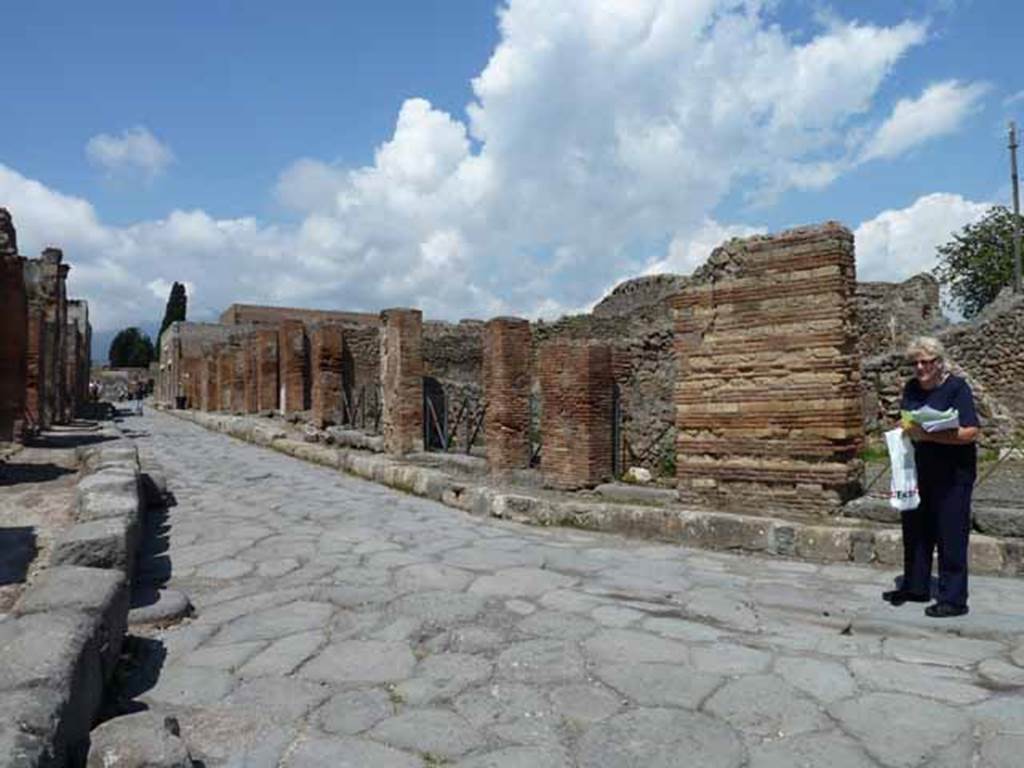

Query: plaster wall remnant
<box><xmin>539</xmin><ymin>341</ymin><xmax>614</xmax><ymax>489</ymax></box>
<box><xmin>380</xmin><ymin>308</ymin><xmax>424</xmax><ymax>454</ymax></box>
<box><xmin>278</xmin><ymin>319</ymin><xmax>309</xmax><ymax>413</ymax></box>
<box><xmin>0</xmin><ymin>208</ymin><xmax>27</xmax><ymax>442</ymax></box>
<box><xmin>483</xmin><ymin>317</ymin><xmax>532</xmax><ymax>471</ymax></box>
<box><xmin>310</xmin><ymin>324</ymin><xmax>345</xmax><ymax>428</ymax></box>
<box><xmin>675</xmin><ymin>222</ymin><xmax>864</xmax><ymax>515</ymax></box>
<box><xmin>255</xmin><ymin>328</ymin><xmax>279</xmax><ymax>411</ymax></box>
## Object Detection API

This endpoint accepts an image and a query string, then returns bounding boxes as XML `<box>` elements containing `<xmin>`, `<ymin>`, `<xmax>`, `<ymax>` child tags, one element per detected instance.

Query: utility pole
<box><xmin>1011</xmin><ymin>121</ymin><xmax>1022</xmax><ymax>294</ymax></box>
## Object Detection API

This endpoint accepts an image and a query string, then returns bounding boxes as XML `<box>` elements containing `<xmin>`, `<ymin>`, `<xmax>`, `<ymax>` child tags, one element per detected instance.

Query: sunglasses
<box><xmin>910</xmin><ymin>358</ymin><xmax>939</xmax><ymax>368</ymax></box>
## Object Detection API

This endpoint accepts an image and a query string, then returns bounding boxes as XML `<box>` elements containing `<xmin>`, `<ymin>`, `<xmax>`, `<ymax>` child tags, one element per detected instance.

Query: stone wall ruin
<box><xmin>675</xmin><ymin>223</ymin><xmax>864</xmax><ymax>514</ymax></box>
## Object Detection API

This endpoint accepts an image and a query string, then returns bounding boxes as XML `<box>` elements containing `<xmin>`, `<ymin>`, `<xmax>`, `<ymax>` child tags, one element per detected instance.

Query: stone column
<box><xmin>24</xmin><ymin>306</ymin><xmax>46</xmax><ymax>431</ymax></box>
<box><xmin>278</xmin><ymin>320</ymin><xmax>308</xmax><ymax>413</ymax></box>
<box><xmin>380</xmin><ymin>308</ymin><xmax>423</xmax><ymax>455</ymax></box>
<box><xmin>310</xmin><ymin>324</ymin><xmax>344</xmax><ymax>428</ymax></box>
<box><xmin>483</xmin><ymin>317</ymin><xmax>532</xmax><ymax>471</ymax></box>
<box><xmin>539</xmin><ymin>342</ymin><xmax>614</xmax><ymax>489</ymax></box>
<box><xmin>39</xmin><ymin>248</ymin><xmax>69</xmax><ymax>425</ymax></box>
<box><xmin>675</xmin><ymin>222</ymin><xmax>863</xmax><ymax>514</ymax></box>
<box><xmin>255</xmin><ymin>328</ymin><xmax>279</xmax><ymax>412</ymax></box>
<box><xmin>0</xmin><ymin>209</ymin><xmax>27</xmax><ymax>442</ymax></box>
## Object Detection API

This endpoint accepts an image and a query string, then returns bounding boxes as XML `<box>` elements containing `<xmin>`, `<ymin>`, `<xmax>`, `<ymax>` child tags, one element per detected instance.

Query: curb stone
<box><xmin>0</xmin><ymin>440</ymin><xmax>142</xmax><ymax>767</ymax></box>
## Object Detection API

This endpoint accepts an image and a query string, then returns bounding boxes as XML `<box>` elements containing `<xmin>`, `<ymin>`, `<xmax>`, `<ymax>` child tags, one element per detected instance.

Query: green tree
<box><xmin>933</xmin><ymin>206</ymin><xmax>1022</xmax><ymax>318</ymax></box>
<box><xmin>157</xmin><ymin>281</ymin><xmax>188</xmax><ymax>347</ymax></box>
<box><xmin>108</xmin><ymin>327</ymin><xmax>155</xmax><ymax>368</ymax></box>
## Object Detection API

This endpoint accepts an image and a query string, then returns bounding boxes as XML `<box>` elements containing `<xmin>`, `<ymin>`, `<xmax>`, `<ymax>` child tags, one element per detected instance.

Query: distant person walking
<box><xmin>883</xmin><ymin>336</ymin><xmax>979</xmax><ymax>618</ymax></box>
<box><xmin>133</xmin><ymin>381</ymin><xmax>145</xmax><ymax>416</ymax></box>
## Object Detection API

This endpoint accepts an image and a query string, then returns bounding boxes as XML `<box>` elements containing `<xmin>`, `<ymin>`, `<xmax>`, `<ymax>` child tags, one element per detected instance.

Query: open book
<box><xmin>902</xmin><ymin>406</ymin><xmax>960</xmax><ymax>433</ymax></box>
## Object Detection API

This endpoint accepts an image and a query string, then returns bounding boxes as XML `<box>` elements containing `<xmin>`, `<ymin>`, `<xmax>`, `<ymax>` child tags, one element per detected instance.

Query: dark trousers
<box><xmin>901</xmin><ymin>480</ymin><xmax>972</xmax><ymax>607</ymax></box>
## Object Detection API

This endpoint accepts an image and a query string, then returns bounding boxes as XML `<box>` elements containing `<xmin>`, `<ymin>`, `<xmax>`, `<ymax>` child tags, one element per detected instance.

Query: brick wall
<box><xmin>244</xmin><ymin>333</ymin><xmax>259</xmax><ymax>413</ymax></box>
<box><xmin>231</xmin><ymin>345</ymin><xmax>247</xmax><ymax>413</ymax></box>
<box><xmin>310</xmin><ymin>324</ymin><xmax>345</xmax><ymax>428</ymax></box>
<box><xmin>216</xmin><ymin>346</ymin><xmax>234</xmax><ymax>412</ymax></box>
<box><xmin>0</xmin><ymin>252</ymin><xmax>27</xmax><ymax>442</ymax></box>
<box><xmin>24</xmin><ymin>308</ymin><xmax>45</xmax><ymax>431</ymax></box>
<box><xmin>483</xmin><ymin>317</ymin><xmax>532</xmax><ymax>471</ymax></box>
<box><xmin>278</xmin><ymin>319</ymin><xmax>308</xmax><ymax>413</ymax></box>
<box><xmin>255</xmin><ymin>329</ymin><xmax>279</xmax><ymax>411</ymax></box>
<box><xmin>539</xmin><ymin>342</ymin><xmax>614</xmax><ymax>489</ymax></box>
<box><xmin>380</xmin><ymin>308</ymin><xmax>423</xmax><ymax>454</ymax></box>
<box><xmin>675</xmin><ymin>223</ymin><xmax>864</xmax><ymax>515</ymax></box>
<box><xmin>201</xmin><ymin>355</ymin><xmax>218</xmax><ymax>412</ymax></box>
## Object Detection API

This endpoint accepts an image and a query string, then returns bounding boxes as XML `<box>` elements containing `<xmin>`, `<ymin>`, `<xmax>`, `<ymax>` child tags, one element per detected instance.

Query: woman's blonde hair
<box><xmin>906</xmin><ymin>335</ymin><xmax>945</xmax><ymax>362</ymax></box>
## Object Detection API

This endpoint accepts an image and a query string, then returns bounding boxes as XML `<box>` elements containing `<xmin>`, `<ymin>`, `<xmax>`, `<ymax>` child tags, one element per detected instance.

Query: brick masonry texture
<box><xmin>278</xmin><ymin>319</ymin><xmax>309</xmax><ymax>413</ymax></box>
<box><xmin>220</xmin><ymin>302</ymin><xmax>379</xmax><ymax>328</ymax></box>
<box><xmin>675</xmin><ymin>223</ymin><xmax>864</xmax><ymax>515</ymax></box>
<box><xmin>539</xmin><ymin>341</ymin><xmax>615</xmax><ymax>489</ymax></box>
<box><xmin>216</xmin><ymin>345</ymin><xmax>234</xmax><ymax>412</ymax></box>
<box><xmin>310</xmin><ymin>324</ymin><xmax>345</xmax><ymax>428</ymax></box>
<box><xmin>255</xmin><ymin>328</ymin><xmax>279</xmax><ymax>412</ymax></box>
<box><xmin>244</xmin><ymin>333</ymin><xmax>259</xmax><ymax>413</ymax></box>
<box><xmin>231</xmin><ymin>345</ymin><xmax>247</xmax><ymax>414</ymax></box>
<box><xmin>483</xmin><ymin>317</ymin><xmax>533</xmax><ymax>471</ymax></box>
<box><xmin>0</xmin><ymin>236</ymin><xmax>26</xmax><ymax>442</ymax></box>
<box><xmin>380</xmin><ymin>308</ymin><xmax>424</xmax><ymax>454</ymax></box>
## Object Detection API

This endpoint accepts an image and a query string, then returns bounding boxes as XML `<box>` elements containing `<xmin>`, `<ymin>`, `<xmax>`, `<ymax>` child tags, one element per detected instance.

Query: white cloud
<box><xmin>854</xmin><ymin>192</ymin><xmax>990</xmax><ymax>281</ymax></box>
<box><xmin>861</xmin><ymin>80</ymin><xmax>989</xmax><ymax>162</ymax></box>
<box><xmin>85</xmin><ymin>126</ymin><xmax>175</xmax><ymax>179</ymax></box>
<box><xmin>645</xmin><ymin>219</ymin><xmax>766</xmax><ymax>276</ymax></box>
<box><xmin>1005</xmin><ymin>90</ymin><xmax>1024</xmax><ymax>107</ymax></box>
<box><xmin>4</xmin><ymin>1</ymin><xmax>940</xmax><ymax>333</ymax></box>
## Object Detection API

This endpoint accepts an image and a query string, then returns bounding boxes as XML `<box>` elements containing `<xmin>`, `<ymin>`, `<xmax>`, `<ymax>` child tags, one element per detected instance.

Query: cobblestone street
<box><xmin>127</xmin><ymin>410</ymin><xmax>1024</xmax><ymax>767</ymax></box>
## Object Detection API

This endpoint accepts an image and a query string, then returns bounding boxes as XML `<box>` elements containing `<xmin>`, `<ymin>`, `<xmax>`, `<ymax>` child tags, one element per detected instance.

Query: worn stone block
<box><xmin>255</xmin><ymin>328</ymin><xmax>279</xmax><ymax>411</ymax></box>
<box><xmin>15</xmin><ymin>566</ymin><xmax>128</xmax><ymax>679</ymax></box>
<box><xmin>51</xmin><ymin>517</ymin><xmax>138</xmax><ymax>573</ymax></box>
<box><xmin>795</xmin><ymin>526</ymin><xmax>852</xmax><ymax>562</ymax></box>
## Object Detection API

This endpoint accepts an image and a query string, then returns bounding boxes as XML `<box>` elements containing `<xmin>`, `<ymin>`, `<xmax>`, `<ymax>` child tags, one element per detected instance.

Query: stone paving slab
<box><xmin>123</xmin><ymin>410</ymin><xmax>1024</xmax><ymax>767</ymax></box>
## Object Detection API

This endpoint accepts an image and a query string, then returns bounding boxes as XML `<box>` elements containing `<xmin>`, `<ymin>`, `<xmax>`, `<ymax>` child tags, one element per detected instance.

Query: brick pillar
<box><xmin>24</xmin><ymin>308</ymin><xmax>45</xmax><ymax>431</ymax></box>
<box><xmin>231</xmin><ymin>345</ymin><xmax>247</xmax><ymax>413</ymax></box>
<box><xmin>310</xmin><ymin>324</ymin><xmax>344</xmax><ymax>428</ymax></box>
<box><xmin>539</xmin><ymin>342</ymin><xmax>614</xmax><ymax>489</ymax></box>
<box><xmin>483</xmin><ymin>317</ymin><xmax>532</xmax><ymax>471</ymax></box>
<box><xmin>244</xmin><ymin>334</ymin><xmax>259</xmax><ymax>413</ymax></box>
<box><xmin>0</xmin><ymin>256</ymin><xmax>27</xmax><ymax>442</ymax></box>
<box><xmin>201</xmin><ymin>354</ymin><xmax>219</xmax><ymax>412</ymax></box>
<box><xmin>217</xmin><ymin>346</ymin><xmax>234</xmax><ymax>411</ymax></box>
<box><xmin>675</xmin><ymin>223</ymin><xmax>864</xmax><ymax>514</ymax></box>
<box><xmin>380</xmin><ymin>308</ymin><xmax>423</xmax><ymax>455</ymax></box>
<box><xmin>255</xmin><ymin>328</ymin><xmax>279</xmax><ymax>411</ymax></box>
<box><xmin>278</xmin><ymin>320</ymin><xmax>308</xmax><ymax>413</ymax></box>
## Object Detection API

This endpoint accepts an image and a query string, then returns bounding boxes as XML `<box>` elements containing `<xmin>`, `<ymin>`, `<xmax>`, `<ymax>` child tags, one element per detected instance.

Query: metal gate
<box><xmin>423</xmin><ymin>377</ymin><xmax>447</xmax><ymax>451</ymax></box>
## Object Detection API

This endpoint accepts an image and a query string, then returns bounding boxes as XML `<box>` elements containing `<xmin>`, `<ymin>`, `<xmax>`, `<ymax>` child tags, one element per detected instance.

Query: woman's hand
<box><xmin>906</xmin><ymin>424</ymin><xmax>929</xmax><ymax>442</ymax></box>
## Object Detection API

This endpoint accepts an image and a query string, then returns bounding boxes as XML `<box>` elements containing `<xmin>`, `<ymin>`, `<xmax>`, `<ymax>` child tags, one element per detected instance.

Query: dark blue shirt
<box><xmin>900</xmin><ymin>374</ymin><xmax>979</xmax><ymax>486</ymax></box>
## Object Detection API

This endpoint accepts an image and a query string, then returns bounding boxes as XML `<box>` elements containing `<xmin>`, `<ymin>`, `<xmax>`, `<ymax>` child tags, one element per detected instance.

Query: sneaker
<box><xmin>925</xmin><ymin>602</ymin><xmax>969</xmax><ymax>618</ymax></box>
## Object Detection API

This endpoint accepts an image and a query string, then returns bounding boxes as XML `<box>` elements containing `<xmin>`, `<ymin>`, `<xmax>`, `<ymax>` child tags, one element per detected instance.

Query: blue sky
<box><xmin>1</xmin><ymin>0</ymin><xmax>1021</xmax><ymax>340</ymax></box>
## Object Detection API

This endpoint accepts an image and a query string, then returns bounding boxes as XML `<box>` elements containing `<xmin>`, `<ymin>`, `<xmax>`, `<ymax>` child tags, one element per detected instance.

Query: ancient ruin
<box><xmin>0</xmin><ymin>209</ymin><xmax>91</xmax><ymax>444</ymax></box>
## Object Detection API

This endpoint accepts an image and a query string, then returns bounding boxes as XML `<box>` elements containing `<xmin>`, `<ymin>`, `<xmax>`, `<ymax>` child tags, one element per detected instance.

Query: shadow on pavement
<box><xmin>0</xmin><ymin>526</ymin><xmax>37</xmax><ymax>585</ymax></box>
<box><xmin>0</xmin><ymin>462</ymin><xmax>76</xmax><ymax>486</ymax></box>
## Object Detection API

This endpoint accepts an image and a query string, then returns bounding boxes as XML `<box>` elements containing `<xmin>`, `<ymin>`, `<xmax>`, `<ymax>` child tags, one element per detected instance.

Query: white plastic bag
<box><xmin>885</xmin><ymin>427</ymin><xmax>919</xmax><ymax>511</ymax></box>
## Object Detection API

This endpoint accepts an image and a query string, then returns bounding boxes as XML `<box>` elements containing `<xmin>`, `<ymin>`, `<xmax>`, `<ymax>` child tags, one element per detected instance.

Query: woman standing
<box><xmin>883</xmin><ymin>336</ymin><xmax>979</xmax><ymax>618</ymax></box>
